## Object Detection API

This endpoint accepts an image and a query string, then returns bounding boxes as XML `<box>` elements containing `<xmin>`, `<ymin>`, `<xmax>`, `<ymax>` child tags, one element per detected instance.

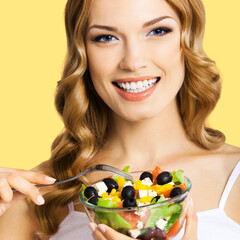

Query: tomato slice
<box><xmin>116</xmin><ymin>201</ymin><xmax>123</xmax><ymax>208</ymax></box>
<box><xmin>120</xmin><ymin>209</ymin><xmax>150</xmax><ymax>229</ymax></box>
<box><xmin>166</xmin><ymin>220</ymin><xmax>181</xmax><ymax>238</ymax></box>
<box><xmin>152</xmin><ymin>166</ymin><xmax>162</xmax><ymax>184</ymax></box>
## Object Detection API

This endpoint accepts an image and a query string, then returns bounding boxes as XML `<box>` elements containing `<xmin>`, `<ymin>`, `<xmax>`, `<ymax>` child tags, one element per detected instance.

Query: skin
<box><xmin>0</xmin><ymin>0</ymin><xmax>239</xmax><ymax>239</ymax></box>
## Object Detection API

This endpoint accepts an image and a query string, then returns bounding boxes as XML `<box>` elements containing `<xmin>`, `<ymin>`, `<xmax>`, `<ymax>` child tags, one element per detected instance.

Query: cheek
<box><xmin>152</xmin><ymin>38</ymin><xmax>185</xmax><ymax>83</ymax></box>
<box><xmin>86</xmin><ymin>44</ymin><xmax>119</xmax><ymax>105</ymax></box>
<box><xmin>86</xmin><ymin>45</ymin><xmax>117</xmax><ymax>80</ymax></box>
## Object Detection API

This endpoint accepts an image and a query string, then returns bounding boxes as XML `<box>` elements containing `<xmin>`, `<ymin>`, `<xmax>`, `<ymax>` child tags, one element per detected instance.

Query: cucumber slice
<box><xmin>165</xmin><ymin>211</ymin><xmax>181</xmax><ymax>232</ymax></box>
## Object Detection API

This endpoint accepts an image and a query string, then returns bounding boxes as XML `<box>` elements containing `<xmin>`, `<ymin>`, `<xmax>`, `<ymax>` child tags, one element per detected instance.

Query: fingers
<box><xmin>1</xmin><ymin>169</ymin><xmax>56</xmax><ymax>185</ymax></box>
<box><xmin>182</xmin><ymin>198</ymin><xmax>198</xmax><ymax>240</ymax></box>
<box><xmin>0</xmin><ymin>178</ymin><xmax>13</xmax><ymax>202</ymax></box>
<box><xmin>0</xmin><ymin>168</ymin><xmax>56</xmax><ymax>184</ymax></box>
<box><xmin>89</xmin><ymin>223</ymin><xmax>135</xmax><ymax>240</ymax></box>
<box><xmin>0</xmin><ymin>170</ymin><xmax>56</xmax><ymax>206</ymax></box>
<box><xmin>89</xmin><ymin>223</ymin><xmax>106</xmax><ymax>240</ymax></box>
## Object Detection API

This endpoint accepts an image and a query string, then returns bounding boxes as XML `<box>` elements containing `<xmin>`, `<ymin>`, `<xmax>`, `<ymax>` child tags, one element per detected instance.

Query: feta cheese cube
<box><xmin>135</xmin><ymin>207</ymin><xmax>147</xmax><ymax>217</ymax></box>
<box><xmin>141</xmin><ymin>177</ymin><xmax>153</xmax><ymax>186</ymax></box>
<box><xmin>123</xmin><ymin>181</ymin><xmax>133</xmax><ymax>187</ymax></box>
<box><xmin>156</xmin><ymin>218</ymin><xmax>168</xmax><ymax>230</ymax></box>
<box><xmin>137</xmin><ymin>221</ymin><xmax>143</xmax><ymax>229</ymax></box>
<box><xmin>139</xmin><ymin>190</ymin><xmax>148</xmax><ymax>198</ymax></box>
<box><xmin>128</xmin><ymin>229</ymin><xmax>140</xmax><ymax>239</ymax></box>
<box><xmin>94</xmin><ymin>181</ymin><xmax>108</xmax><ymax>196</ymax></box>
<box><xmin>148</xmin><ymin>190</ymin><xmax>157</xmax><ymax>197</ymax></box>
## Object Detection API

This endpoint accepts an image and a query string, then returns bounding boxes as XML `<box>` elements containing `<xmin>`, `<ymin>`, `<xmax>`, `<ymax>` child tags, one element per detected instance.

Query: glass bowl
<box><xmin>79</xmin><ymin>171</ymin><xmax>191</xmax><ymax>240</ymax></box>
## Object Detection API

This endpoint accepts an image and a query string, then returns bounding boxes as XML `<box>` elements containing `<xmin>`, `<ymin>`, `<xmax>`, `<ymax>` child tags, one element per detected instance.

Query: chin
<box><xmin>117</xmin><ymin>106</ymin><xmax>161</xmax><ymax>122</ymax></box>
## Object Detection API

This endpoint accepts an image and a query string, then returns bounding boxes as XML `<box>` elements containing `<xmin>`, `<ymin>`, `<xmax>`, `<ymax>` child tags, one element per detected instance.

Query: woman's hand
<box><xmin>88</xmin><ymin>198</ymin><xmax>198</xmax><ymax>240</ymax></box>
<box><xmin>181</xmin><ymin>198</ymin><xmax>198</xmax><ymax>240</ymax></box>
<box><xmin>89</xmin><ymin>223</ymin><xmax>135</xmax><ymax>240</ymax></box>
<box><xmin>0</xmin><ymin>166</ymin><xmax>56</xmax><ymax>216</ymax></box>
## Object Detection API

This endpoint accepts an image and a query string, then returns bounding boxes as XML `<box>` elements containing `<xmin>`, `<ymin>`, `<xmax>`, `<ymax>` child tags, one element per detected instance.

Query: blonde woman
<box><xmin>0</xmin><ymin>0</ymin><xmax>239</xmax><ymax>239</ymax></box>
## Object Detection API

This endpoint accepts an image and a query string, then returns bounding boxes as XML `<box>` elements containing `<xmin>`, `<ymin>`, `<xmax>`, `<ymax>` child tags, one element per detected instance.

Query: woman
<box><xmin>0</xmin><ymin>0</ymin><xmax>239</xmax><ymax>239</ymax></box>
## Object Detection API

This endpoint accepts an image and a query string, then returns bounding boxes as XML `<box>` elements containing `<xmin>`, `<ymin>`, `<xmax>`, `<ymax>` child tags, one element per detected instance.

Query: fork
<box><xmin>13</xmin><ymin>164</ymin><xmax>133</xmax><ymax>191</ymax></box>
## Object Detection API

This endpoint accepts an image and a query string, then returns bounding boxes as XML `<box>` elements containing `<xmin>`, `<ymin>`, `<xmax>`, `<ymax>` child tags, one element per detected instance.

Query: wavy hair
<box><xmin>32</xmin><ymin>0</ymin><xmax>225</xmax><ymax>238</ymax></box>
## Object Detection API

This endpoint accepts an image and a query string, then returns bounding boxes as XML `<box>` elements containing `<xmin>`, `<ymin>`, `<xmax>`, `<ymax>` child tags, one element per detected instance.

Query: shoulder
<box><xmin>213</xmin><ymin>143</ymin><xmax>240</xmax><ymax>168</ymax></box>
<box><xmin>212</xmin><ymin>143</ymin><xmax>240</xmax><ymax>223</ymax></box>
<box><xmin>216</xmin><ymin>143</ymin><xmax>240</xmax><ymax>155</ymax></box>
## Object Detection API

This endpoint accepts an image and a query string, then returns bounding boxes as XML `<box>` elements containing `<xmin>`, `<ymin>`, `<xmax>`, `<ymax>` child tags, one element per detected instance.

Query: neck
<box><xmin>103</xmin><ymin>99</ymin><xmax>200</xmax><ymax>169</ymax></box>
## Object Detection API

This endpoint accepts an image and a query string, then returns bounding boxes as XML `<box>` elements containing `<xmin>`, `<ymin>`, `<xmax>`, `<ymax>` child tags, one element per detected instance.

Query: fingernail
<box><xmin>89</xmin><ymin>222</ymin><xmax>96</xmax><ymax>233</ymax></box>
<box><xmin>190</xmin><ymin>197</ymin><xmax>194</xmax><ymax>206</ymax></box>
<box><xmin>37</xmin><ymin>195</ymin><xmax>45</xmax><ymax>205</ymax></box>
<box><xmin>98</xmin><ymin>224</ymin><xmax>106</xmax><ymax>234</ymax></box>
<box><xmin>45</xmin><ymin>176</ymin><xmax>56</xmax><ymax>182</ymax></box>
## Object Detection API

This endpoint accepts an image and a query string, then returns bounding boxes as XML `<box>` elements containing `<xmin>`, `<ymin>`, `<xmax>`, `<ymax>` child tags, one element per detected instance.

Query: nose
<box><xmin>119</xmin><ymin>40</ymin><xmax>147</xmax><ymax>71</ymax></box>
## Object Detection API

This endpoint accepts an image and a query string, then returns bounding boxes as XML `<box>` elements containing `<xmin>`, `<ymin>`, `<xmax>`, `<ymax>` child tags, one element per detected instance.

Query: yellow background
<box><xmin>0</xmin><ymin>0</ymin><xmax>239</xmax><ymax>169</ymax></box>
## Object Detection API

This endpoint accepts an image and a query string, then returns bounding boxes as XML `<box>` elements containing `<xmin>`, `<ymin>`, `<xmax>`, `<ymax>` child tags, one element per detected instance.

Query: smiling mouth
<box><xmin>113</xmin><ymin>77</ymin><xmax>161</xmax><ymax>93</ymax></box>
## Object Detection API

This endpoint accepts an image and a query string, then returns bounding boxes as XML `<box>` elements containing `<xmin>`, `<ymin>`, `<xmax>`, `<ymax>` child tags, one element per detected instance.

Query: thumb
<box><xmin>182</xmin><ymin>198</ymin><xmax>198</xmax><ymax>240</ymax></box>
<box><xmin>0</xmin><ymin>192</ymin><xmax>26</xmax><ymax>216</ymax></box>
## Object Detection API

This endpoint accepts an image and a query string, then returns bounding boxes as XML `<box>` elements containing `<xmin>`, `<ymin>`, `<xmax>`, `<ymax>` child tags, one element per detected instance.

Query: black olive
<box><xmin>84</xmin><ymin>186</ymin><xmax>98</xmax><ymax>199</ymax></box>
<box><xmin>170</xmin><ymin>187</ymin><xmax>184</xmax><ymax>198</ymax></box>
<box><xmin>121</xmin><ymin>186</ymin><xmax>136</xmax><ymax>199</ymax></box>
<box><xmin>123</xmin><ymin>197</ymin><xmax>137</xmax><ymax>207</ymax></box>
<box><xmin>87</xmin><ymin>196</ymin><xmax>99</xmax><ymax>205</ymax></box>
<box><xmin>155</xmin><ymin>228</ymin><xmax>166</xmax><ymax>240</ymax></box>
<box><xmin>102</xmin><ymin>178</ymin><xmax>119</xmax><ymax>193</ymax></box>
<box><xmin>140</xmin><ymin>171</ymin><xmax>153</xmax><ymax>181</ymax></box>
<box><xmin>143</xmin><ymin>228</ymin><xmax>156</xmax><ymax>240</ymax></box>
<box><xmin>156</xmin><ymin>171</ymin><xmax>172</xmax><ymax>185</ymax></box>
<box><xmin>151</xmin><ymin>195</ymin><xmax>161</xmax><ymax>204</ymax></box>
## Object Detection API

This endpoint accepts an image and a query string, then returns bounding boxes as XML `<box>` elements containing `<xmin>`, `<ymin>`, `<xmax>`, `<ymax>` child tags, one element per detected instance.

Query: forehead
<box><xmin>88</xmin><ymin>0</ymin><xmax>180</xmax><ymax>27</ymax></box>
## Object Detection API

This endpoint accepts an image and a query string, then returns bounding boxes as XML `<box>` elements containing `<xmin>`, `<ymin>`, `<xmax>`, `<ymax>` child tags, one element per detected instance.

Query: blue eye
<box><xmin>93</xmin><ymin>35</ymin><xmax>117</xmax><ymax>42</ymax></box>
<box><xmin>148</xmin><ymin>27</ymin><xmax>172</xmax><ymax>36</ymax></box>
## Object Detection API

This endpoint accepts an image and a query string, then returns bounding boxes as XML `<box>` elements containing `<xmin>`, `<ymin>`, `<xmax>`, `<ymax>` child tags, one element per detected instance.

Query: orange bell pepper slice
<box><xmin>177</xmin><ymin>183</ymin><xmax>187</xmax><ymax>191</ymax></box>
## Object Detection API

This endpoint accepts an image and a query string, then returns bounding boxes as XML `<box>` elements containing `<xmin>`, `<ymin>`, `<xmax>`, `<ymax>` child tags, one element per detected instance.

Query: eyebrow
<box><xmin>88</xmin><ymin>16</ymin><xmax>173</xmax><ymax>32</ymax></box>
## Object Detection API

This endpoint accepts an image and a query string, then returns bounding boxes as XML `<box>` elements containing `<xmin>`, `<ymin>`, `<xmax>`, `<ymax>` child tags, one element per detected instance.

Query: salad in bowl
<box><xmin>79</xmin><ymin>166</ymin><xmax>191</xmax><ymax>240</ymax></box>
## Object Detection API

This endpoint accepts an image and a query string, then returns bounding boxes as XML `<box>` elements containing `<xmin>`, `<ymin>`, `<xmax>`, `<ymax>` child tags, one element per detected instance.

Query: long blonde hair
<box><xmin>32</xmin><ymin>0</ymin><xmax>225</xmax><ymax>237</ymax></box>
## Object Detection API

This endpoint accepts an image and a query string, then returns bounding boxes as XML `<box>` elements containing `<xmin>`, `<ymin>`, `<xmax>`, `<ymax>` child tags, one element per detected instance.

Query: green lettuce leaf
<box><xmin>82</xmin><ymin>184</ymin><xmax>87</xmax><ymax>198</ymax></box>
<box><xmin>122</xmin><ymin>165</ymin><xmax>130</xmax><ymax>173</ymax></box>
<box><xmin>172</xmin><ymin>170</ymin><xmax>184</xmax><ymax>185</ymax></box>
<box><xmin>112</xmin><ymin>165</ymin><xmax>130</xmax><ymax>182</ymax></box>
<box><xmin>151</xmin><ymin>194</ymin><xmax>166</xmax><ymax>204</ymax></box>
<box><xmin>97</xmin><ymin>198</ymin><xmax>118</xmax><ymax>208</ymax></box>
<box><xmin>95</xmin><ymin>210</ymin><xmax>131</xmax><ymax>234</ymax></box>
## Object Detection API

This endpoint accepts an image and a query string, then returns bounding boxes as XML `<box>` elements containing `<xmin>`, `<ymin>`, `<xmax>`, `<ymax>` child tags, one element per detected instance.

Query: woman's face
<box><xmin>86</xmin><ymin>0</ymin><xmax>184</xmax><ymax>121</ymax></box>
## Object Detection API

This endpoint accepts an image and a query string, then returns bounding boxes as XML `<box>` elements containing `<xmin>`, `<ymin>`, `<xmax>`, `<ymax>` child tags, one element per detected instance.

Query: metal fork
<box><xmin>32</xmin><ymin>164</ymin><xmax>132</xmax><ymax>189</ymax></box>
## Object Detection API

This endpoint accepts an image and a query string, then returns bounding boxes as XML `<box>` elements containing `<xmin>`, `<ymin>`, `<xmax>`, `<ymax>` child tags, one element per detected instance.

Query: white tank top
<box><xmin>50</xmin><ymin>161</ymin><xmax>240</xmax><ymax>240</ymax></box>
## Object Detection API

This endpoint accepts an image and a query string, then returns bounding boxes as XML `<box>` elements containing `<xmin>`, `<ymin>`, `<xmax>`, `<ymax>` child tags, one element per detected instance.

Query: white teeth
<box><xmin>130</xmin><ymin>82</ymin><xmax>137</xmax><ymax>90</ymax></box>
<box><xmin>125</xmin><ymin>82</ymin><xmax>130</xmax><ymax>90</ymax></box>
<box><xmin>136</xmin><ymin>81</ymin><xmax>143</xmax><ymax>88</ymax></box>
<box><xmin>143</xmin><ymin>80</ymin><xmax>148</xmax><ymax>87</ymax></box>
<box><xmin>116</xmin><ymin>78</ymin><xmax>159</xmax><ymax>93</ymax></box>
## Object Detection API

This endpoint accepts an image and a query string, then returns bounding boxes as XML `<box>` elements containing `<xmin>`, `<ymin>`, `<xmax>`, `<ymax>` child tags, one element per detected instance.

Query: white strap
<box><xmin>219</xmin><ymin>160</ymin><xmax>240</xmax><ymax>210</ymax></box>
<box><xmin>67</xmin><ymin>201</ymin><xmax>74</xmax><ymax>213</ymax></box>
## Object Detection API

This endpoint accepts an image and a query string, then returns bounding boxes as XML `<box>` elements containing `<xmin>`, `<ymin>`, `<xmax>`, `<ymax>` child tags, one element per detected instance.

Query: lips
<box><xmin>112</xmin><ymin>76</ymin><xmax>161</xmax><ymax>101</ymax></box>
